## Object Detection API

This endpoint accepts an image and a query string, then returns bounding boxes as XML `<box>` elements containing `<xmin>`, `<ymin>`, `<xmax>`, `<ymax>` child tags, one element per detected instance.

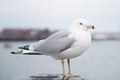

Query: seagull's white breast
<box><xmin>54</xmin><ymin>30</ymin><xmax>91</xmax><ymax>60</ymax></box>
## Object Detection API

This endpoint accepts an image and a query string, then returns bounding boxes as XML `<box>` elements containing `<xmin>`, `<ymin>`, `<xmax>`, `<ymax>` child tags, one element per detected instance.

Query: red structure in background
<box><xmin>0</xmin><ymin>29</ymin><xmax>120</xmax><ymax>40</ymax></box>
<box><xmin>0</xmin><ymin>29</ymin><xmax>54</xmax><ymax>40</ymax></box>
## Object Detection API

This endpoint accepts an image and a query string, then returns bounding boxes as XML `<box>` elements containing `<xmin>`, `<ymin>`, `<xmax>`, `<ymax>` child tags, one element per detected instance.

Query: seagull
<box><xmin>11</xmin><ymin>18</ymin><xmax>94</xmax><ymax>77</ymax></box>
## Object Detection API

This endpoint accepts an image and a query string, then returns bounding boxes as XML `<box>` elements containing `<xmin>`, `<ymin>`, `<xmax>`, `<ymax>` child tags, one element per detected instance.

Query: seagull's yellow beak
<box><xmin>87</xmin><ymin>25</ymin><xmax>95</xmax><ymax>29</ymax></box>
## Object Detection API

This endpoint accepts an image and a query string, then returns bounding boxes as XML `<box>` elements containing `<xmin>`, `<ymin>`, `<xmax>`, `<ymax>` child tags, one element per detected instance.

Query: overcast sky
<box><xmin>0</xmin><ymin>0</ymin><xmax>120</xmax><ymax>32</ymax></box>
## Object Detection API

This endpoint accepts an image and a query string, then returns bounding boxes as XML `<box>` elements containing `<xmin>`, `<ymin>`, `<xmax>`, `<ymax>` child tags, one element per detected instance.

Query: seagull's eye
<box><xmin>80</xmin><ymin>23</ymin><xmax>83</xmax><ymax>25</ymax></box>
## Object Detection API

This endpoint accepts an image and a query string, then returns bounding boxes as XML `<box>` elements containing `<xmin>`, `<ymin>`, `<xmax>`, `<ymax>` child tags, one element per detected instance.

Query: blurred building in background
<box><xmin>0</xmin><ymin>29</ymin><xmax>54</xmax><ymax>40</ymax></box>
<box><xmin>92</xmin><ymin>32</ymin><xmax>120</xmax><ymax>40</ymax></box>
<box><xmin>0</xmin><ymin>29</ymin><xmax>120</xmax><ymax>41</ymax></box>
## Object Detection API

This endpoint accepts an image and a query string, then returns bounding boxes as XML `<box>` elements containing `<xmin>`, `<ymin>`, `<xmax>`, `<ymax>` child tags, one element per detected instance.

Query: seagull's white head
<box><xmin>70</xmin><ymin>18</ymin><xmax>94</xmax><ymax>31</ymax></box>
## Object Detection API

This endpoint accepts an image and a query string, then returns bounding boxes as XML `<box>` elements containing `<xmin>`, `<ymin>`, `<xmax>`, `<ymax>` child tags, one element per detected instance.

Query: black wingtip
<box><xmin>18</xmin><ymin>45</ymin><xmax>29</xmax><ymax>50</ymax></box>
<box><xmin>11</xmin><ymin>52</ymin><xmax>16</xmax><ymax>54</ymax></box>
<box><xmin>18</xmin><ymin>47</ymin><xmax>24</xmax><ymax>49</ymax></box>
<box><xmin>11</xmin><ymin>51</ymin><xmax>23</xmax><ymax>54</ymax></box>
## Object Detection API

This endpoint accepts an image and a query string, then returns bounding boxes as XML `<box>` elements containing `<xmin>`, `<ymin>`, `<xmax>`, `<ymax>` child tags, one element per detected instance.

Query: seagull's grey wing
<box><xmin>29</xmin><ymin>31</ymin><xmax>75</xmax><ymax>55</ymax></box>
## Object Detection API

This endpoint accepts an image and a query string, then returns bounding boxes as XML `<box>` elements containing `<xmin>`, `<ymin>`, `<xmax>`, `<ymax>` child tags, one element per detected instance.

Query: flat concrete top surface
<box><xmin>29</xmin><ymin>74</ymin><xmax>86</xmax><ymax>80</ymax></box>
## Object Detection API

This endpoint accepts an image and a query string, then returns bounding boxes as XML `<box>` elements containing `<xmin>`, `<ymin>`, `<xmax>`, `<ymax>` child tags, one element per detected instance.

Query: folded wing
<box><xmin>28</xmin><ymin>31</ymin><xmax>75</xmax><ymax>55</ymax></box>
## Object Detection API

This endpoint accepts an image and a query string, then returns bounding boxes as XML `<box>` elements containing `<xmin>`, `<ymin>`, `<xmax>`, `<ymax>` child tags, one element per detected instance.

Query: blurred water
<box><xmin>0</xmin><ymin>41</ymin><xmax>120</xmax><ymax>80</ymax></box>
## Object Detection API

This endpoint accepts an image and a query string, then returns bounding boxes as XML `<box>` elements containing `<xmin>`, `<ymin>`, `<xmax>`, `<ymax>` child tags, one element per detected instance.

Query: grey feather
<box><xmin>29</xmin><ymin>30</ymin><xmax>75</xmax><ymax>55</ymax></box>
